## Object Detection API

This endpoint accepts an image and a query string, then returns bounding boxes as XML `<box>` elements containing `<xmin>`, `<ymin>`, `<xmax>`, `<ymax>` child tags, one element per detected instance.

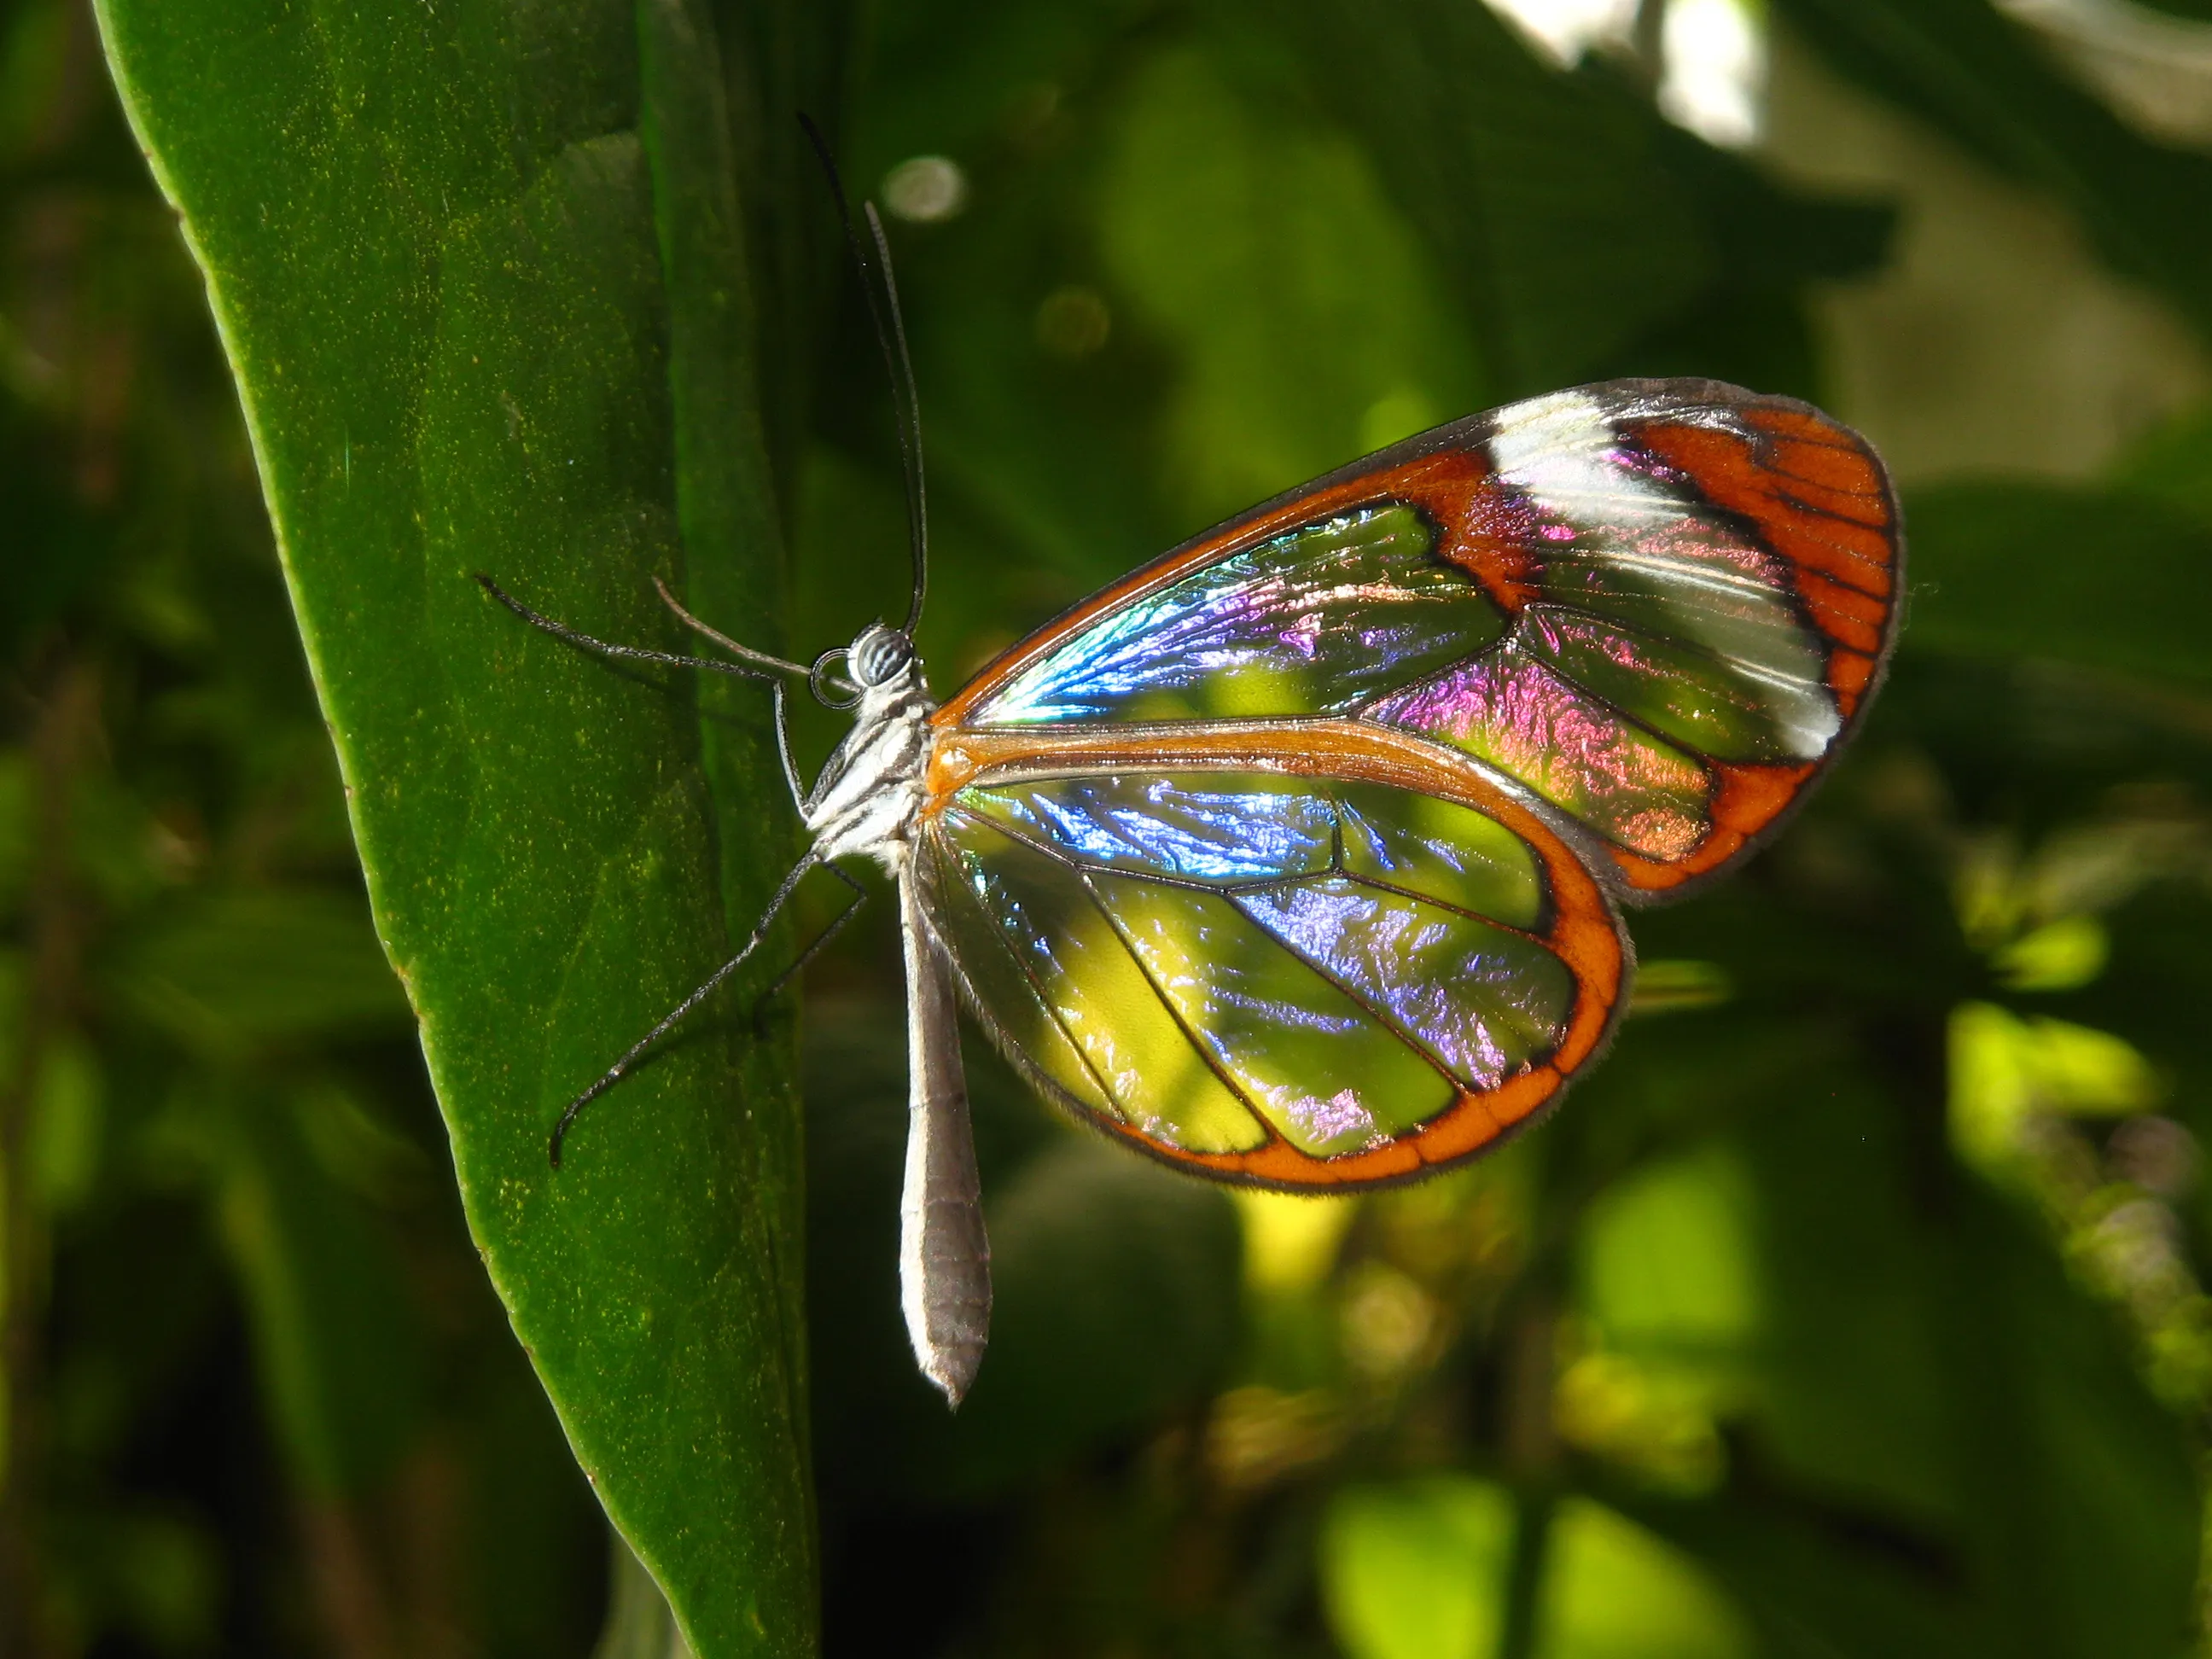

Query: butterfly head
<box><xmin>849</xmin><ymin>622</ymin><xmax>916</xmax><ymax>689</ymax></box>
<box><xmin>812</xmin><ymin>621</ymin><xmax>921</xmax><ymax>710</ymax></box>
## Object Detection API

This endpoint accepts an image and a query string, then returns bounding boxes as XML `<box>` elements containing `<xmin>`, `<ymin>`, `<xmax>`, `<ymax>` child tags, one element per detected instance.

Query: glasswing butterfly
<box><xmin>480</xmin><ymin>153</ymin><xmax>1903</xmax><ymax>1408</ymax></box>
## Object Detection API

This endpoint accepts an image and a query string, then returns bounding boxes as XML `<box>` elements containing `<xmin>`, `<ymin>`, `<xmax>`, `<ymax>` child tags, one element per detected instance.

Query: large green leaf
<box><xmin>90</xmin><ymin>2</ymin><xmax>818</xmax><ymax>1652</ymax></box>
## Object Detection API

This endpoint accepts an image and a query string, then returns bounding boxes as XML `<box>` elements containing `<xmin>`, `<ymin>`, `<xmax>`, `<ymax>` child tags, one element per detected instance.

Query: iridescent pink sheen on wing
<box><xmin>1362</xmin><ymin>645</ymin><xmax>1709</xmax><ymax>859</ymax></box>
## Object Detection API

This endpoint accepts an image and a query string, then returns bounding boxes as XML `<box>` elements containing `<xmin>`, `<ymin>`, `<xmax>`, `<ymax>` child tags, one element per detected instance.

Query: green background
<box><xmin>6</xmin><ymin>0</ymin><xmax>2212</xmax><ymax>1655</ymax></box>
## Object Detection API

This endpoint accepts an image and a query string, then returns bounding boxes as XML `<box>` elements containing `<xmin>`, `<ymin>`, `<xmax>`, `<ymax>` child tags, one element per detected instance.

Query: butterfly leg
<box><xmin>548</xmin><ymin>849</ymin><xmax>819</xmax><ymax>1167</ymax></box>
<box><xmin>749</xmin><ymin>861</ymin><xmax>869</xmax><ymax>1033</ymax></box>
<box><xmin>769</xmin><ymin>678</ymin><xmax>806</xmax><ymax>812</ymax></box>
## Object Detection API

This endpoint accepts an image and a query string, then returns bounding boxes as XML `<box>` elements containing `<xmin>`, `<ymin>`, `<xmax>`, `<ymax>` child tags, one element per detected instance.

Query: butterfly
<box><xmin>480</xmin><ymin>155</ymin><xmax>1902</xmax><ymax>1411</ymax></box>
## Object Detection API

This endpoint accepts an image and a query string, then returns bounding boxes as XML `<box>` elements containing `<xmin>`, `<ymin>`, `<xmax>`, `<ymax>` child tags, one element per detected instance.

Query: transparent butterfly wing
<box><xmin>939</xmin><ymin>378</ymin><xmax>1902</xmax><ymax>901</ymax></box>
<box><xmin>915</xmin><ymin>767</ymin><xmax>1626</xmax><ymax>1187</ymax></box>
<box><xmin>920</xmin><ymin>378</ymin><xmax>1898</xmax><ymax>1181</ymax></box>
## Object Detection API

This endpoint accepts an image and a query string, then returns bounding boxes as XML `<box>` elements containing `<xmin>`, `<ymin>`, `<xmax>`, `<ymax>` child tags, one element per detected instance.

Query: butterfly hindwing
<box><xmin>936</xmin><ymin>378</ymin><xmax>1902</xmax><ymax>901</ymax></box>
<box><xmin>915</xmin><ymin>766</ymin><xmax>1626</xmax><ymax>1188</ymax></box>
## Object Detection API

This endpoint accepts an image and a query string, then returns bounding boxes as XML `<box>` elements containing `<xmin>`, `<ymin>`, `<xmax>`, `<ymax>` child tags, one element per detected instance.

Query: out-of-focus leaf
<box><xmin>1904</xmin><ymin>480</ymin><xmax>2212</xmax><ymax>686</ymax></box>
<box><xmin>702</xmin><ymin>0</ymin><xmax>850</xmax><ymax>501</ymax></box>
<box><xmin>1561</xmin><ymin>1144</ymin><xmax>1761</xmax><ymax>1489</ymax></box>
<box><xmin>862</xmin><ymin>130</ymin><xmax>1183</xmax><ymax>618</ymax></box>
<box><xmin>1948</xmin><ymin>1175</ymin><xmax>2199</xmax><ymax>1656</ymax></box>
<box><xmin>90</xmin><ymin>0</ymin><xmax>818</xmax><ymax>1650</ymax></box>
<box><xmin>0</xmin><ymin>751</ymin><xmax>26</xmax><ymax>912</ymax></box>
<box><xmin>1874</xmin><ymin>651</ymin><xmax>2212</xmax><ymax>835</ymax></box>
<box><xmin>1321</xmin><ymin>1476</ymin><xmax>1515</xmax><ymax>1659</ymax></box>
<box><xmin>0</xmin><ymin>392</ymin><xmax>120</xmax><ymax>661</ymax></box>
<box><xmin>28</xmin><ymin>1033</ymin><xmax>102</xmax><ymax>1214</ymax></box>
<box><xmin>1604</xmin><ymin>115</ymin><xmax>1896</xmax><ymax>398</ymax></box>
<box><xmin>1254</xmin><ymin>0</ymin><xmax>1712</xmax><ymax>399</ymax></box>
<box><xmin>1540</xmin><ymin>1497</ymin><xmax>1752</xmax><ymax>1659</ymax></box>
<box><xmin>1627</xmin><ymin>1488</ymin><xmax>1965</xmax><ymax>1659</ymax></box>
<box><xmin>2044</xmin><ymin>882</ymin><xmax>2212</xmax><ymax>1213</ymax></box>
<box><xmin>1773</xmin><ymin>0</ymin><xmax>2212</xmax><ymax>341</ymax></box>
<box><xmin>1949</xmin><ymin>1003</ymin><xmax>2163</xmax><ymax>1171</ymax></box>
<box><xmin>208</xmin><ymin>1083</ymin><xmax>426</xmax><ymax>1497</ymax></box>
<box><xmin>1740</xmin><ymin>1054</ymin><xmax>2200</xmax><ymax>1656</ymax></box>
<box><xmin>1259</xmin><ymin>0</ymin><xmax>1892</xmax><ymax>402</ymax></box>
<box><xmin>854</xmin><ymin>0</ymin><xmax>1133</xmax><ymax>171</ymax></box>
<box><xmin>1579</xmin><ymin>1145</ymin><xmax>1758</xmax><ymax>1371</ymax></box>
<box><xmin>1323</xmin><ymin>1481</ymin><xmax>1751</xmax><ymax>1659</ymax></box>
<box><xmin>466</xmin><ymin>1351</ymin><xmax>615</xmax><ymax>1658</ymax></box>
<box><xmin>43</xmin><ymin>1505</ymin><xmax>223</xmax><ymax>1656</ymax></box>
<box><xmin>106</xmin><ymin>889</ymin><xmax>410</xmax><ymax>1057</ymax></box>
<box><xmin>2112</xmin><ymin>400</ymin><xmax>2212</xmax><ymax>527</ymax></box>
<box><xmin>1094</xmin><ymin>46</ymin><xmax>1481</xmax><ymax>527</ymax></box>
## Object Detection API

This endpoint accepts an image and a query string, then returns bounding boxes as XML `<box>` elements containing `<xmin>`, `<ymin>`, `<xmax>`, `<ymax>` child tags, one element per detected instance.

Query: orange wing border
<box><xmin>917</xmin><ymin>721</ymin><xmax>1632</xmax><ymax>1190</ymax></box>
<box><xmin>932</xmin><ymin>378</ymin><xmax>1904</xmax><ymax>905</ymax></box>
<box><xmin>1610</xmin><ymin>390</ymin><xmax>1903</xmax><ymax>898</ymax></box>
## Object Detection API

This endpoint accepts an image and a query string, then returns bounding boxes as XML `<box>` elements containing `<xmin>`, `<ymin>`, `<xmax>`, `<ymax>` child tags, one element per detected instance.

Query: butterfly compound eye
<box><xmin>849</xmin><ymin>625</ymin><xmax>914</xmax><ymax>688</ymax></box>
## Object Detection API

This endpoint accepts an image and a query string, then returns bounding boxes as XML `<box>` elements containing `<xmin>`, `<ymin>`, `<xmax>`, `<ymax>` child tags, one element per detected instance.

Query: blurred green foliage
<box><xmin>6</xmin><ymin>0</ymin><xmax>2212</xmax><ymax>1655</ymax></box>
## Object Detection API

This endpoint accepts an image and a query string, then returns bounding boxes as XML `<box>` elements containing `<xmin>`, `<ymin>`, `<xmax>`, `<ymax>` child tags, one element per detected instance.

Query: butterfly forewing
<box><xmin>915</xmin><ymin>767</ymin><xmax>1626</xmax><ymax>1187</ymax></box>
<box><xmin>967</xmin><ymin>504</ymin><xmax>1510</xmax><ymax>725</ymax></box>
<box><xmin>936</xmin><ymin>378</ymin><xmax>1902</xmax><ymax>902</ymax></box>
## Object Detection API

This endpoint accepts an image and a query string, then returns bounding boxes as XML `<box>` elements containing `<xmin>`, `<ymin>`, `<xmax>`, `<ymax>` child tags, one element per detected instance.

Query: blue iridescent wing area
<box><xmin>914</xmin><ymin>771</ymin><xmax>1625</xmax><ymax>1187</ymax></box>
<box><xmin>969</xmin><ymin>505</ymin><xmax>1508</xmax><ymax>725</ymax></box>
<box><xmin>940</xmin><ymin>380</ymin><xmax>1901</xmax><ymax>899</ymax></box>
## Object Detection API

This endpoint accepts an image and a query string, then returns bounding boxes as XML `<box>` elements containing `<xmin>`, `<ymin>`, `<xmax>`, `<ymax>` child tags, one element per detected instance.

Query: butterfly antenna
<box><xmin>649</xmin><ymin>576</ymin><xmax>813</xmax><ymax>679</ymax></box>
<box><xmin>798</xmin><ymin>112</ymin><xmax>928</xmax><ymax>634</ymax></box>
